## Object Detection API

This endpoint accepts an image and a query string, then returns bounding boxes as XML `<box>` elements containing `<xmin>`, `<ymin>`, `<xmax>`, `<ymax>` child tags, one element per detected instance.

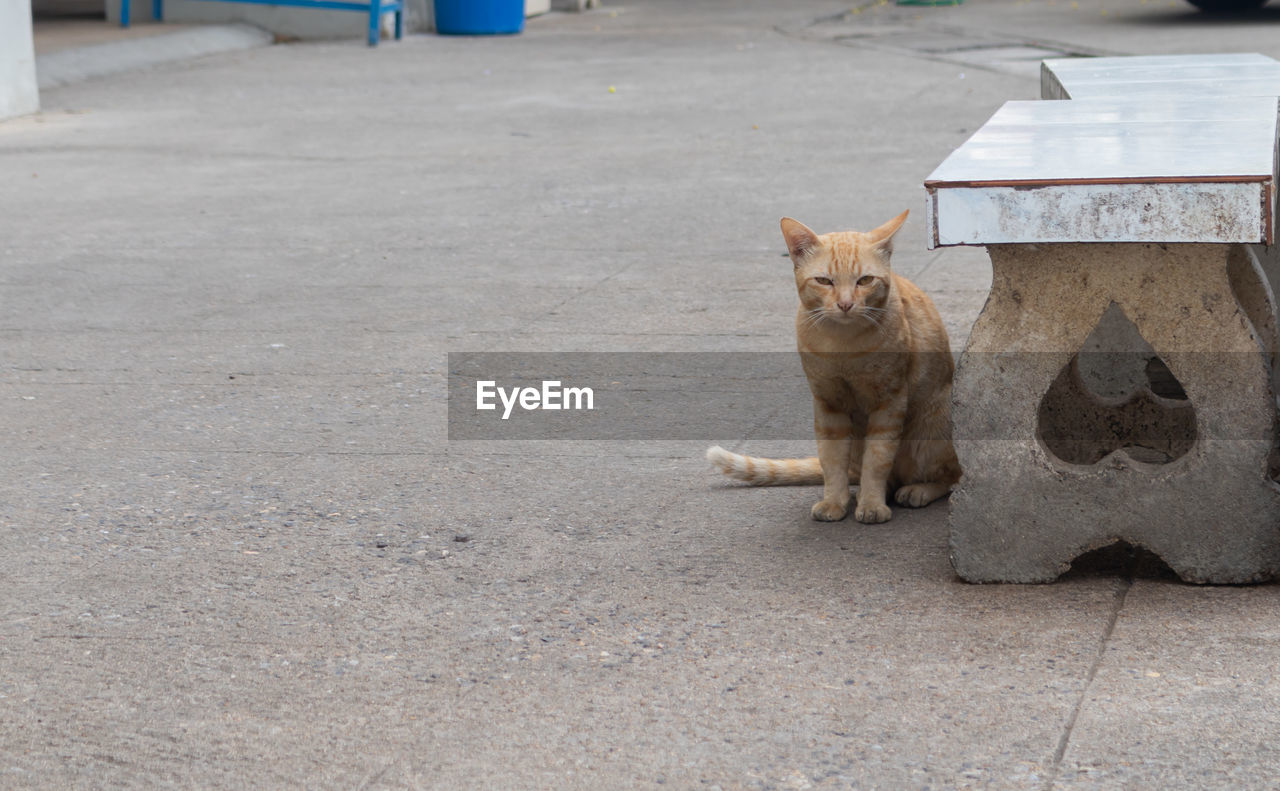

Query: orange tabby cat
<box><xmin>707</xmin><ymin>211</ymin><xmax>961</xmax><ymax>523</ymax></box>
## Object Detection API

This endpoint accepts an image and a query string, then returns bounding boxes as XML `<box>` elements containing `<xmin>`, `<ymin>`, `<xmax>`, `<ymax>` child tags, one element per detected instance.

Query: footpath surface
<box><xmin>3</xmin><ymin>0</ymin><xmax>1280</xmax><ymax>787</ymax></box>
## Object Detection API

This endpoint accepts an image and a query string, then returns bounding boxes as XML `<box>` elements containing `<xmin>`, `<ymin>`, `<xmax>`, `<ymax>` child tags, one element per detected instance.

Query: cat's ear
<box><xmin>866</xmin><ymin>210</ymin><xmax>909</xmax><ymax>256</ymax></box>
<box><xmin>780</xmin><ymin>218</ymin><xmax>820</xmax><ymax>263</ymax></box>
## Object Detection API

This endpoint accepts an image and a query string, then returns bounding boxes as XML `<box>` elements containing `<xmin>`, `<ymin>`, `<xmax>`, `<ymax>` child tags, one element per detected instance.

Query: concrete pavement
<box><xmin>3</xmin><ymin>0</ymin><xmax>1280</xmax><ymax>787</ymax></box>
<box><xmin>33</xmin><ymin>21</ymin><xmax>272</xmax><ymax>90</ymax></box>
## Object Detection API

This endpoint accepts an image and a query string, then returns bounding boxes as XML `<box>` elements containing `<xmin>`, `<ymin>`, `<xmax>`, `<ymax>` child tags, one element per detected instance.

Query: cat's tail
<box><xmin>705</xmin><ymin>445</ymin><xmax>822</xmax><ymax>485</ymax></box>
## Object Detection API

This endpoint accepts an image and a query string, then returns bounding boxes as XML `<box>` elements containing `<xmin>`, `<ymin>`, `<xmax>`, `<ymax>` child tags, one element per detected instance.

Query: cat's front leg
<box><xmin>811</xmin><ymin>398</ymin><xmax>853</xmax><ymax>521</ymax></box>
<box><xmin>856</xmin><ymin>399</ymin><xmax>905</xmax><ymax>524</ymax></box>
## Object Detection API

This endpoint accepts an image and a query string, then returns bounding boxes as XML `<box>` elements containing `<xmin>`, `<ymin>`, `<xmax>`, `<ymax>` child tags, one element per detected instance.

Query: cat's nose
<box><xmin>837</xmin><ymin>301</ymin><xmax>854</xmax><ymax>313</ymax></box>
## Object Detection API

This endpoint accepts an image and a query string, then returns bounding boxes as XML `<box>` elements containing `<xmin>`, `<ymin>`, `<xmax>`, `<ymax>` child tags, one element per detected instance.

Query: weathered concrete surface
<box><xmin>951</xmin><ymin>243</ymin><xmax>1280</xmax><ymax>583</ymax></box>
<box><xmin>34</xmin><ymin>23</ymin><xmax>273</xmax><ymax>90</ymax></box>
<box><xmin>5</xmin><ymin>0</ymin><xmax>1280</xmax><ymax>788</ymax></box>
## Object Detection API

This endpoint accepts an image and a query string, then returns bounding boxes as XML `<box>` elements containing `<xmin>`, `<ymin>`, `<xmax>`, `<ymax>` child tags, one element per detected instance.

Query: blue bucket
<box><xmin>434</xmin><ymin>0</ymin><xmax>525</xmax><ymax>35</ymax></box>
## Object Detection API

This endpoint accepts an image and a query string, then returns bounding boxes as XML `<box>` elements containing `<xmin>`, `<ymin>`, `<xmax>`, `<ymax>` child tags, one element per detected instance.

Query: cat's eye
<box><xmin>857</xmin><ymin>275</ymin><xmax>875</xmax><ymax>286</ymax></box>
<box><xmin>814</xmin><ymin>277</ymin><xmax>833</xmax><ymax>286</ymax></box>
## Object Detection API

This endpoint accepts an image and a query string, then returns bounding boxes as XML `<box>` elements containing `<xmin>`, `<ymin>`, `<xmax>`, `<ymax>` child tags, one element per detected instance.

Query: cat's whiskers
<box><xmin>860</xmin><ymin>303</ymin><xmax>890</xmax><ymax>335</ymax></box>
<box><xmin>856</xmin><ymin>305</ymin><xmax>891</xmax><ymax>335</ymax></box>
<box><xmin>801</xmin><ymin>306</ymin><xmax>828</xmax><ymax>330</ymax></box>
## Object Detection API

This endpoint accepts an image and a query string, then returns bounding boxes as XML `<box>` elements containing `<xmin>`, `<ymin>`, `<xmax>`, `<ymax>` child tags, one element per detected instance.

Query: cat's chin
<box><xmin>823</xmin><ymin>313</ymin><xmax>881</xmax><ymax>332</ymax></box>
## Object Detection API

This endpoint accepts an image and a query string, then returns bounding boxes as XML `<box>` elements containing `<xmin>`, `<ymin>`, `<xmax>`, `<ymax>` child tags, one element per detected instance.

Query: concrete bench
<box><xmin>926</xmin><ymin>93</ymin><xmax>1280</xmax><ymax>583</ymax></box>
<box><xmin>1041</xmin><ymin>52</ymin><xmax>1280</xmax><ymax>101</ymax></box>
<box><xmin>1043</xmin><ymin>53</ymin><xmax>1280</xmax><ymax>310</ymax></box>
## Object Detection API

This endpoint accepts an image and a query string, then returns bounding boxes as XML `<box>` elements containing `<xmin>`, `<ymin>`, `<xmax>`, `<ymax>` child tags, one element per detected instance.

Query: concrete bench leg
<box><xmin>949</xmin><ymin>242</ymin><xmax>1280</xmax><ymax>584</ymax></box>
<box><xmin>1249</xmin><ymin>243</ymin><xmax>1280</xmax><ymax>385</ymax></box>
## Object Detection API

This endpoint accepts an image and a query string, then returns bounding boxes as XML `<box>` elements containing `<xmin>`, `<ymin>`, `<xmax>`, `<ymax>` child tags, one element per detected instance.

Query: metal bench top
<box><xmin>1042</xmin><ymin>52</ymin><xmax>1280</xmax><ymax>100</ymax></box>
<box><xmin>924</xmin><ymin>95</ymin><xmax>1279</xmax><ymax>247</ymax></box>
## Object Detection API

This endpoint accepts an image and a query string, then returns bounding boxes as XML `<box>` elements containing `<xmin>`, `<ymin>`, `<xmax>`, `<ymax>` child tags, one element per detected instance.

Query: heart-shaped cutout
<box><xmin>1038</xmin><ymin>305</ymin><xmax>1195</xmax><ymax>466</ymax></box>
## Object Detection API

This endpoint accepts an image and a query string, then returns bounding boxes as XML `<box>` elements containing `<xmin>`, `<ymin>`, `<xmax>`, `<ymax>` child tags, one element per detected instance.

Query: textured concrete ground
<box><xmin>3</xmin><ymin>0</ymin><xmax>1280</xmax><ymax>788</ymax></box>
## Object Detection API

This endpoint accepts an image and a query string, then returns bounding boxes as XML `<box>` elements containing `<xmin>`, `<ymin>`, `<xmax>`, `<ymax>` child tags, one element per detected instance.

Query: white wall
<box><xmin>1</xmin><ymin>0</ymin><xmax>40</xmax><ymax>121</ymax></box>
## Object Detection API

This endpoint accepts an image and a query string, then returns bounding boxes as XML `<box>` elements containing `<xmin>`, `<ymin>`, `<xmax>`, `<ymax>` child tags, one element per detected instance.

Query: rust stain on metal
<box><xmin>924</xmin><ymin>175</ymin><xmax>1273</xmax><ymax>190</ymax></box>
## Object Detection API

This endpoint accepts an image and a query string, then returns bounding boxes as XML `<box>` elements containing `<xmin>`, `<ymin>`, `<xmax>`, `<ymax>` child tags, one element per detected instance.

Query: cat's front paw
<box><xmin>894</xmin><ymin>482</ymin><xmax>949</xmax><ymax>508</ymax></box>
<box><xmin>811</xmin><ymin>498</ymin><xmax>850</xmax><ymax>522</ymax></box>
<box><xmin>854</xmin><ymin>500</ymin><xmax>892</xmax><ymax>524</ymax></box>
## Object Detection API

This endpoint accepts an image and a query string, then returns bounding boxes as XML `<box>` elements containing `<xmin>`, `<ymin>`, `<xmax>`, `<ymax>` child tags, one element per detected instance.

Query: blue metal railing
<box><xmin>121</xmin><ymin>0</ymin><xmax>403</xmax><ymax>46</ymax></box>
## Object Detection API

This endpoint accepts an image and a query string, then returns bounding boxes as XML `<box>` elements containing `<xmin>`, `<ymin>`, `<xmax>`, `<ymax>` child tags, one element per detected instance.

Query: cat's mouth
<box><xmin>828</xmin><ymin>310</ymin><xmax>869</xmax><ymax>325</ymax></box>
